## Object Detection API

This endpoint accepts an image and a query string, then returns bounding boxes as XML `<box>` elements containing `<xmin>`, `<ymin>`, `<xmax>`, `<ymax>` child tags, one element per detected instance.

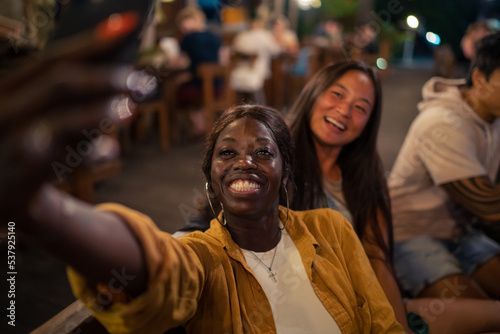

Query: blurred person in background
<box><xmin>389</xmin><ymin>32</ymin><xmax>500</xmax><ymax>304</ymax></box>
<box><xmin>174</xmin><ymin>6</ymin><xmax>223</xmax><ymax>136</ymax></box>
<box><xmin>314</xmin><ymin>18</ymin><xmax>344</xmax><ymax>49</ymax></box>
<box><xmin>461</xmin><ymin>20</ymin><xmax>495</xmax><ymax>60</ymax></box>
<box><xmin>456</xmin><ymin>19</ymin><xmax>498</xmax><ymax>77</ymax></box>
<box><xmin>270</xmin><ymin>15</ymin><xmax>299</xmax><ymax>55</ymax></box>
<box><xmin>230</xmin><ymin>15</ymin><xmax>281</xmax><ymax>104</ymax></box>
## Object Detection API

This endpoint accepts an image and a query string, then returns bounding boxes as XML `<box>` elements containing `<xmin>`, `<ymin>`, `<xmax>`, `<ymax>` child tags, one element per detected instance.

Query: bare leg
<box><xmin>418</xmin><ymin>274</ymin><xmax>489</xmax><ymax>299</ymax></box>
<box><xmin>471</xmin><ymin>255</ymin><xmax>500</xmax><ymax>299</ymax></box>
<box><xmin>407</xmin><ymin>298</ymin><xmax>500</xmax><ymax>334</ymax></box>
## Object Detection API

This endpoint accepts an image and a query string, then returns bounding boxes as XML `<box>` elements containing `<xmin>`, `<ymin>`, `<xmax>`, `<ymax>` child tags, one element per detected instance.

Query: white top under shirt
<box><xmin>241</xmin><ymin>232</ymin><xmax>341</xmax><ymax>333</ymax></box>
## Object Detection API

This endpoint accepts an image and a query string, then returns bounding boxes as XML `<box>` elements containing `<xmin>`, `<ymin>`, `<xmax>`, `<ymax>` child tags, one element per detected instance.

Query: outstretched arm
<box><xmin>26</xmin><ymin>185</ymin><xmax>148</xmax><ymax>297</ymax></box>
<box><xmin>1</xmin><ymin>12</ymin><xmax>150</xmax><ymax>297</ymax></box>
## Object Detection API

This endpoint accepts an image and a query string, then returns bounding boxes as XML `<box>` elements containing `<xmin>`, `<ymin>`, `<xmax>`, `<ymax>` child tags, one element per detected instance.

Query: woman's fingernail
<box><xmin>95</xmin><ymin>12</ymin><xmax>139</xmax><ymax>41</ymax></box>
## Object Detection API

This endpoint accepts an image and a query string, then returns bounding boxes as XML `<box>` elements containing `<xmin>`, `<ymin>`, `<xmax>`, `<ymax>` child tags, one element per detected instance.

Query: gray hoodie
<box><xmin>388</xmin><ymin>77</ymin><xmax>500</xmax><ymax>241</ymax></box>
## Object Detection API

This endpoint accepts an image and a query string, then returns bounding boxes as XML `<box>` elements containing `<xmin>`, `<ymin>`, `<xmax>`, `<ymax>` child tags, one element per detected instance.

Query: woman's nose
<box><xmin>336</xmin><ymin>102</ymin><xmax>352</xmax><ymax>118</ymax></box>
<box><xmin>234</xmin><ymin>154</ymin><xmax>257</xmax><ymax>170</ymax></box>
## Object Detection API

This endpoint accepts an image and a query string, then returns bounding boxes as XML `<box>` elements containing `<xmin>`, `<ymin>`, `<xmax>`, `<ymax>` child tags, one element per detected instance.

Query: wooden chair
<box><xmin>55</xmin><ymin>159</ymin><xmax>122</xmax><ymax>204</ymax></box>
<box><xmin>32</xmin><ymin>299</ymin><xmax>187</xmax><ymax>334</ymax></box>
<box><xmin>134</xmin><ymin>98</ymin><xmax>171</xmax><ymax>151</ymax></box>
<box><xmin>197</xmin><ymin>62</ymin><xmax>235</xmax><ymax>131</ymax></box>
<box><xmin>55</xmin><ymin>123</ymin><xmax>124</xmax><ymax>203</ymax></box>
<box><xmin>31</xmin><ymin>300</ymin><xmax>108</xmax><ymax>334</ymax></box>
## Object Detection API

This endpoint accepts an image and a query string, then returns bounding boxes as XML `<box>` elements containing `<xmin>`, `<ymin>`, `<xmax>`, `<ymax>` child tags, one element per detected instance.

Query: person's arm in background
<box><xmin>441</xmin><ymin>175</ymin><xmax>500</xmax><ymax>242</ymax></box>
<box><xmin>362</xmin><ymin>210</ymin><xmax>414</xmax><ymax>334</ymax></box>
<box><xmin>0</xmin><ymin>13</ymin><xmax>150</xmax><ymax>297</ymax></box>
<box><xmin>441</xmin><ymin>175</ymin><xmax>500</xmax><ymax>222</ymax></box>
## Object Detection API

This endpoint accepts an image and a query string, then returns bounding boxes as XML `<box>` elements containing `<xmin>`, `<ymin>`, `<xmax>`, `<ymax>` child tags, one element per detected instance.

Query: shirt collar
<box><xmin>205</xmin><ymin>206</ymin><xmax>321</xmax><ymax>266</ymax></box>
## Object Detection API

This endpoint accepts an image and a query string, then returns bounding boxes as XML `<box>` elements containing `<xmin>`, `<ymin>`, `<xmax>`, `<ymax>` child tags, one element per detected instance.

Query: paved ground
<box><xmin>0</xmin><ymin>61</ymin><xmax>435</xmax><ymax>333</ymax></box>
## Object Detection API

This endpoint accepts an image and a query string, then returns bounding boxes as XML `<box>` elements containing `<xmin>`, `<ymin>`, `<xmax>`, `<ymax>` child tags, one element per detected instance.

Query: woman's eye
<box><xmin>257</xmin><ymin>149</ymin><xmax>273</xmax><ymax>156</ymax></box>
<box><xmin>355</xmin><ymin>105</ymin><xmax>367</xmax><ymax>113</ymax></box>
<box><xmin>219</xmin><ymin>149</ymin><xmax>234</xmax><ymax>156</ymax></box>
<box><xmin>331</xmin><ymin>91</ymin><xmax>342</xmax><ymax>99</ymax></box>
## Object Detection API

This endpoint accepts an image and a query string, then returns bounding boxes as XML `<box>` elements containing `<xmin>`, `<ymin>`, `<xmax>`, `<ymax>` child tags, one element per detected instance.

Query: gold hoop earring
<box><xmin>280</xmin><ymin>187</ymin><xmax>289</xmax><ymax>231</ymax></box>
<box><xmin>206</xmin><ymin>182</ymin><xmax>226</xmax><ymax>227</ymax></box>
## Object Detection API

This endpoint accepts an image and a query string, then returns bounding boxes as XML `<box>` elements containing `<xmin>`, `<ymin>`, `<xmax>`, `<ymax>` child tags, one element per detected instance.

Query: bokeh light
<box><xmin>426</xmin><ymin>32</ymin><xmax>441</xmax><ymax>45</ymax></box>
<box><xmin>407</xmin><ymin>15</ymin><xmax>419</xmax><ymax>29</ymax></box>
<box><xmin>376</xmin><ymin>58</ymin><xmax>388</xmax><ymax>70</ymax></box>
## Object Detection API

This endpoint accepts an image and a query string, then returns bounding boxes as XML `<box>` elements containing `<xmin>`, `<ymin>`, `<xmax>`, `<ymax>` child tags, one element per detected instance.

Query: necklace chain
<box><xmin>244</xmin><ymin>220</ymin><xmax>283</xmax><ymax>283</ymax></box>
<box><xmin>249</xmin><ymin>242</ymin><xmax>279</xmax><ymax>283</ymax></box>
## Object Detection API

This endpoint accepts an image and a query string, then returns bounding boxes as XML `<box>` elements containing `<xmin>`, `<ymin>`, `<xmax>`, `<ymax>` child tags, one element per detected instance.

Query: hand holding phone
<box><xmin>0</xmin><ymin>6</ymin><xmax>153</xmax><ymax>221</ymax></box>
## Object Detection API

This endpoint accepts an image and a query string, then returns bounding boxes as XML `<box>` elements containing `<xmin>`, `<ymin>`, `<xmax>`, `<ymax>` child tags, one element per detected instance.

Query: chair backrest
<box><xmin>196</xmin><ymin>62</ymin><xmax>235</xmax><ymax>130</ymax></box>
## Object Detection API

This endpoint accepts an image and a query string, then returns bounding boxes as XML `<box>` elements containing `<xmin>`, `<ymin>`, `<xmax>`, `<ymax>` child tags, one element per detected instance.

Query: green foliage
<box><xmin>321</xmin><ymin>0</ymin><xmax>360</xmax><ymax>18</ymax></box>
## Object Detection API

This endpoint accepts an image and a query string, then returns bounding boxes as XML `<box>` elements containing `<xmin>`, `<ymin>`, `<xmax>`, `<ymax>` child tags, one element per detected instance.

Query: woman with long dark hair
<box><xmin>287</xmin><ymin>61</ymin><xmax>500</xmax><ymax>334</ymax></box>
<box><xmin>288</xmin><ymin>61</ymin><xmax>390</xmax><ymax>260</ymax></box>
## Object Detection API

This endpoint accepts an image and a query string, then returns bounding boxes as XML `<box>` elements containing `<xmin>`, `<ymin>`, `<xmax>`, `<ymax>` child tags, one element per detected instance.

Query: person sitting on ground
<box><xmin>388</xmin><ymin>32</ymin><xmax>500</xmax><ymax>304</ymax></box>
<box><xmin>287</xmin><ymin>60</ymin><xmax>500</xmax><ymax>334</ymax></box>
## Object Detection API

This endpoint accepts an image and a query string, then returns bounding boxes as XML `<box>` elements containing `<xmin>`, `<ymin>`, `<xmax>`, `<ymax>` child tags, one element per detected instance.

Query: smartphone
<box><xmin>49</xmin><ymin>0</ymin><xmax>155</xmax><ymax>63</ymax></box>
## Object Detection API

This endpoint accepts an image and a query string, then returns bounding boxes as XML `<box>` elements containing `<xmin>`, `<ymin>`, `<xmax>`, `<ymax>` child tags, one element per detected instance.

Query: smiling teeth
<box><xmin>230</xmin><ymin>180</ymin><xmax>261</xmax><ymax>192</ymax></box>
<box><xmin>325</xmin><ymin>116</ymin><xmax>346</xmax><ymax>130</ymax></box>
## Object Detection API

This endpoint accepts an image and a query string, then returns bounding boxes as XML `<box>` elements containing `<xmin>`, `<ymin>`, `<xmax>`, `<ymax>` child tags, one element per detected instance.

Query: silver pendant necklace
<box><xmin>249</xmin><ymin>243</ymin><xmax>279</xmax><ymax>283</ymax></box>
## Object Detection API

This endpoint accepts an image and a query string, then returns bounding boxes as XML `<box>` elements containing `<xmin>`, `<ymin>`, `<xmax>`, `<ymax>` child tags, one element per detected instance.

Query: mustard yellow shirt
<box><xmin>68</xmin><ymin>204</ymin><xmax>403</xmax><ymax>334</ymax></box>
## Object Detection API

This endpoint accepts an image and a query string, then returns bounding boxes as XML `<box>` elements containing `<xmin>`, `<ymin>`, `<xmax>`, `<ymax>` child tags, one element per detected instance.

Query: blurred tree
<box><xmin>375</xmin><ymin>0</ymin><xmax>482</xmax><ymax>57</ymax></box>
<box><xmin>322</xmin><ymin>0</ymin><xmax>360</xmax><ymax>18</ymax></box>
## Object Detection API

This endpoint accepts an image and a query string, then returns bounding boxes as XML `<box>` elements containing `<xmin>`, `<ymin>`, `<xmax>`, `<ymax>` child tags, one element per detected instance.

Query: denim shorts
<box><xmin>394</xmin><ymin>228</ymin><xmax>500</xmax><ymax>297</ymax></box>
